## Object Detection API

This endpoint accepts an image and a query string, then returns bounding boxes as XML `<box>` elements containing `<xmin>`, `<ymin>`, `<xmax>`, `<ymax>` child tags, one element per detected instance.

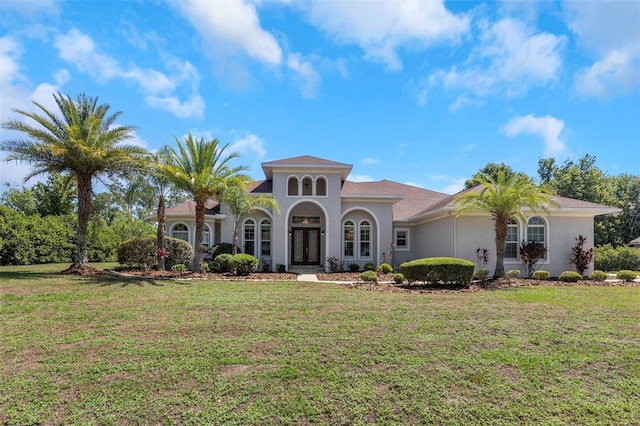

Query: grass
<box><xmin>1</xmin><ymin>264</ymin><xmax>639</xmax><ymax>425</ymax></box>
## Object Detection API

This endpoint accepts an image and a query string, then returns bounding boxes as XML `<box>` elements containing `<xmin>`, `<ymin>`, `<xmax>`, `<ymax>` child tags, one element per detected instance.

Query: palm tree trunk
<box><xmin>157</xmin><ymin>194</ymin><xmax>166</xmax><ymax>271</ymax></box>
<box><xmin>74</xmin><ymin>173</ymin><xmax>92</xmax><ymax>268</ymax></box>
<box><xmin>193</xmin><ymin>200</ymin><xmax>205</xmax><ymax>273</ymax></box>
<box><xmin>494</xmin><ymin>218</ymin><xmax>507</xmax><ymax>278</ymax></box>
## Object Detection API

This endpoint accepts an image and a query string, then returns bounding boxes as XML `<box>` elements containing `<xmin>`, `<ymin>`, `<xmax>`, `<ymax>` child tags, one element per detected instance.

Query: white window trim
<box><xmin>314</xmin><ymin>175</ymin><xmax>328</xmax><ymax>198</ymax></box>
<box><xmin>358</xmin><ymin>220</ymin><xmax>372</xmax><ymax>260</ymax></box>
<box><xmin>342</xmin><ymin>220</ymin><xmax>355</xmax><ymax>259</ymax></box>
<box><xmin>242</xmin><ymin>218</ymin><xmax>256</xmax><ymax>257</ymax></box>
<box><xmin>259</xmin><ymin>218</ymin><xmax>271</xmax><ymax>258</ymax></box>
<box><xmin>394</xmin><ymin>228</ymin><xmax>410</xmax><ymax>251</ymax></box>
<box><xmin>526</xmin><ymin>216</ymin><xmax>549</xmax><ymax>263</ymax></box>
<box><xmin>170</xmin><ymin>223</ymin><xmax>190</xmax><ymax>244</ymax></box>
<box><xmin>504</xmin><ymin>219</ymin><xmax>519</xmax><ymax>260</ymax></box>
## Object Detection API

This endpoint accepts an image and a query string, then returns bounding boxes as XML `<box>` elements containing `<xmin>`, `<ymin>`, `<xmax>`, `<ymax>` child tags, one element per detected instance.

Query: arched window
<box><xmin>260</xmin><ymin>219</ymin><xmax>271</xmax><ymax>257</ymax></box>
<box><xmin>359</xmin><ymin>221</ymin><xmax>371</xmax><ymax>259</ymax></box>
<box><xmin>287</xmin><ymin>177</ymin><xmax>298</xmax><ymax>196</ymax></box>
<box><xmin>343</xmin><ymin>220</ymin><xmax>355</xmax><ymax>258</ymax></box>
<box><xmin>171</xmin><ymin>224</ymin><xmax>189</xmax><ymax>242</ymax></box>
<box><xmin>527</xmin><ymin>217</ymin><xmax>546</xmax><ymax>244</ymax></box>
<box><xmin>302</xmin><ymin>177</ymin><xmax>313</xmax><ymax>196</ymax></box>
<box><xmin>506</xmin><ymin>219</ymin><xmax>518</xmax><ymax>259</ymax></box>
<box><xmin>316</xmin><ymin>177</ymin><xmax>327</xmax><ymax>196</ymax></box>
<box><xmin>243</xmin><ymin>219</ymin><xmax>255</xmax><ymax>256</ymax></box>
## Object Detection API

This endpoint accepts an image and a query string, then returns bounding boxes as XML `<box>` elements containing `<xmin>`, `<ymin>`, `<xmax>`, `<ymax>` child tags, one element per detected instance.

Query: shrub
<box><xmin>377</xmin><ymin>263</ymin><xmax>393</xmax><ymax>274</ymax></box>
<box><xmin>595</xmin><ymin>244</ymin><xmax>640</xmax><ymax>271</ymax></box>
<box><xmin>506</xmin><ymin>269</ymin><xmax>521</xmax><ymax>278</ymax></box>
<box><xmin>171</xmin><ymin>264</ymin><xmax>187</xmax><ymax>273</ymax></box>
<box><xmin>210</xmin><ymin>243</ymin><xmax>233</xmax><ymax>259</ymax></box>
<box><xmin>559</xmin><ymin>271</ymin><xmax>582</xmax><ymax>282</ymax></box>
<box><xmin>363</xmin><ymin>262</ymin><xmax>376</xmax><ymax>271</ymax></box>
<box><xmin>326</xmin><ymin>257</ymin><xmax>343</xmax><ymax>273</ymax></box>
<box><xmin>400</xmin><ymin>257</ymin><xmax>475</xmax><ymax>286</ymax></box>
<box><xmin>276</xmin><ymin>264</ymin><xmax>286</xmax><ymax>273</ymax></box>
<box><xmin>117</xmin><ymin>236</ymin><xmax>192</xmax><ymax>270</ymax></box>
<box><xmin>589</xmin><ymin>270</ymin><xmax>608</xmax><ymax>281</ymax></box>
<box><xmin>616</xmin><ymin>270</ymin><xmax>638</xmax><ymax>282</ymax></box>
<box><xmin>348</xmin><ymin>263</ymin><xmax>360</xmax><ymax>272</ymax></box>
<box><xmin>473</xmin><ymin>268</ymin><xmax>489</xmax><ymax>280</ymax></box>
<box><xmin>231</xmin><ymin>253</ymin><xmax>259</xmax><ymax>276</ymax></box>
<box><xmin>360</xmin><ymin>270</ymin><xmax>378</xmax><ymax>283</ymax></box>
<box><xmin>211</xmin><ymin>253</ymin><xmax>234</xmax><ymax>273</ymax></box>
<box><xmin>393</xmin><ymin>273</ymin><xmax>404</xmax><ymax>284</ymax></box>
<box><xmin>532</xmin><ymin>270</ymin><xmax>550</xmax><ymax>280</ymax></box>
<box><xmin>520</xmin><ymin>240</ymin><xmax>547</xmax><ymax>277</ymax></box>
<box><xmin>569</xmin><ymin>235</ymin><xmax>594</xmax><ymax>276</ymax></box>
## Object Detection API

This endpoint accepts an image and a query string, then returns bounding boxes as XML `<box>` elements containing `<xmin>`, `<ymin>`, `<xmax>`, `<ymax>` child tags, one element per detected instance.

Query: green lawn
<box><xmin>1</xmin><ymin>264</ymin><xmax>638</xmax><ymax>425</ymax></box>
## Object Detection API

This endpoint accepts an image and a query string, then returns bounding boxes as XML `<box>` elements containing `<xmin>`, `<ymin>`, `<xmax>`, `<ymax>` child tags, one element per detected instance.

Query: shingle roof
<box><xmin>248</xmin><ymin>179</ymin><xmax>272</xmax><ymax>194</ymax></box>
<box><xmin>261</xmin><ymin>155</ymin><xmax>353</xmax><ymax>180</ymax></box>
<box><xmin>164</xmin><ymin>199</ymin><xmax>220</xmax><ymax>215</ymax></box>
<box><xmin>263</xmin><ymin>155</ymin><xmax>351</xmax><ymax>166</ymax></box>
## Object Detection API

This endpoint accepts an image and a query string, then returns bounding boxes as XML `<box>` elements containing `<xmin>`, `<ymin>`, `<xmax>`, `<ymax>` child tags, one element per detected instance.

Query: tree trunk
<box><xmin>193</xmin><ymin>199</ymin><xmax>205</xmax><ymax>273</ymax></box>
<box><xmin>232</xmin><ymin>219</ymin><xmax>240</xmax><ymax>255</ymax></box>
<box><xmin>493</xmin><ymin>217</ymin><xmax>508</xmax><ymax>278</ymax></box>
<box><xmin>157</xmin><ymin>194</ymin><xmax>166</xmax><ymax>271</ymax></box>
<box><xmin>73</xmin><ymin>173</ymin><xmax>92</xmax><ymax>268</ymax></box>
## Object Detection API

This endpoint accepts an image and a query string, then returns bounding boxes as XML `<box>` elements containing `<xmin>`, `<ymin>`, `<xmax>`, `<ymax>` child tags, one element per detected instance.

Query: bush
<box><xmin>326</xmin><ymin>257</ymin><xmax>343</xmax><ymax>273</ymax></box>
<box><xmin>210</xmin><ymin>243</ymin><xmax>233</xmax><ymax>259</ymax></box>
<box><xmin>393</xmin><ymin>273</ymin><xmax>404</xmax><ymax>284</ymax></box>
<box><xmin>569</xmin><ymin>235</ymin><xmax>594</xmax><ymax>276</ymax></box>
<box><xmin>211</xmin><ymin>253</ymin><xmax>234</xmax><ymax>273</ymax></box>
<box><xmin>231</xmin><ymin>253</ymin><xmax>259</xmax><ymax>276</ymax></box>
<box><xmin>595</xmin><ymin>244</ymin><xmax>640</xmax><ymax>272</ymax></box>
<box><xmin>171</xmin><ymin>264</ymin><xmax>186</xmax><ymax>273</ymax></box>
<box><xmin>363</xmin><ymin>262</ymin><xmax>376</xmax><ymax>271</ymax></box>
<box><xmin>616</xmin><ymin>270</ymin><xmax>638</xmax><ymax>282</ymax></box>
<box><xmin>360</xmin><ymin>270</ymin><xmax>378</xmax><ymax>283</ymax></box>
<box><xmin>532</xmin><ymin>270</ymin><xmax>550</xmax><ymax>280</ymax></box>
<box><xmin>559</xmin><ymin>271</ymin><xmax>582</xmax><ymax>282</ymax></box>
<box><xmin>117</xmin><ymin>236</ymin><xmax>192</xmax><ymax>270</ymax></box>
<box><xmin>506</xmin><ymin>270</ymin><xmax>521</xmax><ymax>278</ymax></box>
<box><xmin>377</xmin><ymin>263</ymin><xmax>393</xmax><ymax>274</ymax></box>
<box><xmin>473</xmin><ymin>268</ymin><xmax>489</xmax><ymax>280</ymax></box>
<box><xmin>400</xmin><ymin>257</ymin><xmax>475</xmax><ymax>286</ymax></box>
<box><xmin>589</xmin><ymin>270</ymin><xmax>608</xmax><ymax>281</ymax></box>
<box><xmin>348</xmin><ymin>263</ymin><xmax>360</xmax><ymax>272</ymax></box>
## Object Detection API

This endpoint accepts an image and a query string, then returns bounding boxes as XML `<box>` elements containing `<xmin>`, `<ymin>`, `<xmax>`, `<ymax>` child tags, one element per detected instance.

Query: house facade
<box><xmin>162</xmin><ymin>155</ymin><xmax>619</xmax><ymax>276</ymax></box>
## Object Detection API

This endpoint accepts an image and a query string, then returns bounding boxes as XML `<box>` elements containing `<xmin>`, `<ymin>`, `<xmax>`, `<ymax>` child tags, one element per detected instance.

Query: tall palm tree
<box><xmin>1</xmin><ymin>93</ymin><xmax>146</xmax><ymax>273</ymax></box>
<box><xmin>455</xmin><ymin>171</ymin><xmax>557</xmax><ymax>278</ymax></box>
<box><xmin>148</xmin><ymin>147</ymin><xmax>173</xmax><ymax>271</ymax></box>
<box><xmin>160</xmin><ymin>134</ymin><xmax>249</xmax><ymax>272</ymax></box>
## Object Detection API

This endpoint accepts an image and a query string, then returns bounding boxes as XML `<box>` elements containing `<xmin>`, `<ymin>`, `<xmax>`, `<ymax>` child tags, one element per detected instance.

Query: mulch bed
<box><xmin>110</xmin><ymin>269</ymin><xmax>299</xmax><ymax>281</ymax></box>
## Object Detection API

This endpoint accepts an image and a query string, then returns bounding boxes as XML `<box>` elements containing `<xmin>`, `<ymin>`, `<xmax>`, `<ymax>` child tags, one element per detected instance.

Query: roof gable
<box><xmin>261</xmin><ymin>155</ymin><xmax>353</xmax><ymax>180</ymax></box>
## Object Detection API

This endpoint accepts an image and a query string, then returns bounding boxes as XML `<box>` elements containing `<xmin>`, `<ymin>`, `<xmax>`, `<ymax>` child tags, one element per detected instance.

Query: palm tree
<box><xmin>1</xmin><ymin>93</ymin><xmax>146</xmax><ymax>273</ymax></box>
<box><xmin>222</xmin><ymin>184</ymin><xmax>280</xmax><ymax>255</ymax></box>
<box><xmin>160</xmin><ymin>134</ymin><xmax>249</xmax><ymax>272</ymax></box>
<box><xmin>148</xmin><ymin>147</ymin><xmax>173</xmax><ymax>271</ymax></box>
<box><xmin>455</xmin><ymin>171</ymin><xmax>556</xmax><ymax>278</ymax></box>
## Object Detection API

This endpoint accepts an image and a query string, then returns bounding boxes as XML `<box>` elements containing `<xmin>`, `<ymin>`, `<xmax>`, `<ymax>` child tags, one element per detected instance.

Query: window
<box><xmin>260</xmin><ymin>219</ymin><xmax>271</xmax><ymax>256</ymax></box>
<box><xmin>527</xmin><ymin>217</ymin><xmax>545</xmax><ymax>244</ymax></box>
<box><xmin>171</xmin><ymin>224</ymin><xmax>189</xmax><ymax>242</ymax></box>
<box><xmin>202</xmin><ymin>226</ymin><xmax>211</xmax><ymax>248</ymax></box>
<box><xmin>243</xmin><ymin>219</ymin><xmax>255</xmax><ymax>256</ymax></box>
<box><xmin>287</xmin><ymin>177</ymin><xmax>298</xmax><ymax>196</ymax></box>
<box><xmin>316</xmin><ymin>177</ymin><xmax>327</xmax><ymax>196</ymax></box>
<box><xmin>359</xmin><ymin>221</ymin><xmax>371</xmax><ymax>259</ymax></box>
<box><xmin>506</xmin><ymin>219</ymin><xmax>518</xmax><ymax>259</ymax></box>
<box><xmin>394</xmin><ymin>229</ymin><xmax>409</xmax><ymax>250</ymax></box>
<box><xmin>302</xmin><ymin>177</ymin><xmax>313</xmax><ymax>196</ymax></box>
<box><xmin>343</xmin><ymin>220</ymin><xmax>355</xmax><ymax>258</ymax></box>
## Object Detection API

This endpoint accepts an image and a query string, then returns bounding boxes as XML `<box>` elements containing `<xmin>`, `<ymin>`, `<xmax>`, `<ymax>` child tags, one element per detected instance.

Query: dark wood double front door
<box><xmin>291</xmin><ymin>227</ymin><xmax>321</xmax><ymax>265</ymax></box>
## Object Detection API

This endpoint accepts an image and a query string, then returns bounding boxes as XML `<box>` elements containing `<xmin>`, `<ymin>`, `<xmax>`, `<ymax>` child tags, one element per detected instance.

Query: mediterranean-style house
<box><xmin>159</xmin><ymin>155</ymin><xmax>619</xmax><ymax>276</ymax></box>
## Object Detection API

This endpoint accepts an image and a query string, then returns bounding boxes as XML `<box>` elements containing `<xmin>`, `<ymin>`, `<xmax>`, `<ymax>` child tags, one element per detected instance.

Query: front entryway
<box><xmin>291</xmin><ymin>228</ymin><xmax>321</xmax><ymax>265</ymax></box>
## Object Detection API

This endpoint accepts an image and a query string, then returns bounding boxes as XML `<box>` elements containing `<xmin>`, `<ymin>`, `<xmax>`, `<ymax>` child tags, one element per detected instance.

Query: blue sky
<box><xmin>1</xmin><ymin>0</ymin><xmax>639</xmax><ymax>194</ymax></box>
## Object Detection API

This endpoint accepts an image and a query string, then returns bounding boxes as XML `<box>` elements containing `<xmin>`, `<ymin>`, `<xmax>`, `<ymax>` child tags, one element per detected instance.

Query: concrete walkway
<box><xmin>297</xmin><ymin>273</ymin><xmax>319</xmax><ymax>282</ymax></box>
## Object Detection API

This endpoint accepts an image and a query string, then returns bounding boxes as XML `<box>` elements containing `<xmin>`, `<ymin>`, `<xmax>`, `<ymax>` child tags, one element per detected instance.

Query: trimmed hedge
<box><xmin>360</xmin><ymin>270</ymin><xmax>378</xmax><ymax>283</ymax></box>
<box><xmin>617</xmin><ymin>270</ymin><xmax>638</xmax><ymax>282</ymax></box>
<box><xmin>595</xmin><ymin>244</ymin><xmax>640</xmax><ymax>272</ymax></box>
<box><xmin>377</xmin><ymin>263</ymin><xmax>393</xmax><ymax>274</ymax></box>
<box><xmin>400</xmin><ymin>257</ymin><xmax>475</xmax><ymax>286</ymax></box>
<box><xmin>364</xmin><ymin>262</ymin><xmax>376</xmax><ymax>271</ymax></box>
<box><xmin>231</xmin><ymin>253</ymin><xmax>259</xmax><ymax>276</ymax></box>
<box><xmin>559</xmin><ymin>271</ymin><xmax>582</xmax><ymax>282</ymax></box>
<box><xmin>117</xmin><ymin>236</ymin><xmax>193</xmax><ymax>270</ymax></box>
<box><xmin>506</xmin><ymin>270</ymin><xmax>521</xmax><ymax>278</ymax></box>
<box><xmin>589</xmin><ymin>270</ymin><xmax>608</xmax><ymax>281</ymax></box>
<box><xmin>211</xmin><ymin>253</ymin><xmax>234</xmax><ymax>273</ymax></box>
<box><xmin>393</xmin><ymin>273</ymin><xmax>405</xmax><ymax>284</ymax></box>
<box><xmin>532</xmin><ymin>270</ymin><xmax>550</xmax><ymax>280</ymax></box>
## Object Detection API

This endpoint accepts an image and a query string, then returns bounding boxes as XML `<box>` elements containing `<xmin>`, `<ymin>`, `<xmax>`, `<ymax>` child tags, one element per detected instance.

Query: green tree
<box><xmin>1</xmin><ymin>93</ymin><xmax>146</xmax><ymax>273</ymax></box>
<box><xmin>32</xmin><ymin>172</ymin><xmax>76</xmax><ymax>216</ymax></box>
<box><xmin>160</xmin><ymin>134</ymin><xmax>249</xmax><ymax>272</ymax></box>
<box><xmin>0</xmin><ymin>184</ymin><xmax>37</xmax><ymax>216</ymax></box>
<box><xmin>222</xmin><ymin>184</ymin><xmax>280</xmax><ymax>255</ymax></box>
<box><xmin>148</xmin><ymin>147</ymin><xmax>174</xmax><ymax>270</ymax></box>
<box><xmin>464</xmin><ymin>162</ymin><xmax>530</xmax><ymax>190</ymax></box>
<box><xmin>455</xmin><ymin>171</ymin><xmax>556</xmax><ymax>278</ymax></box>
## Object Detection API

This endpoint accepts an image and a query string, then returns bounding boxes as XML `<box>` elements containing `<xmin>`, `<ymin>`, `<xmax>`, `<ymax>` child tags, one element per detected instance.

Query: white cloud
<box><xmin>0</xmin><ymin>155</ymin><xmax>46</xmax><ymax>188</ymax></box>
<box><xmin>501</xmin><ymin>114</ymin><xmax>565</xmax><ymax>157</ymax></box>
<box><xmin>349</xmin><ymin>174</ymin><xmax>374</xmax><ymax>182</ymax></box>
<box><xmin>170</xmin><ymin>0</ymin><xmax>282</xmax><ymax>66</ymax></box>
<box><xmin>439</xmin><ymin>179</ymin><xmax>466</xmax><ymax>195</ymax></box>
<box><xmin>428</xmin><ymin>18</ymin><xmax>565</xmax><ymax>101</ymax></box>
<box><xmin>287</xmin><ymin>53</ymin><xmax>321</xmax><ymax>99</ymax></box>
<box><xmin>230</xmin><ymin>133</ymin><xmax>267</xmax><ymax>166</ymax></box>
<box><xmin>0</xmin><ymin>36</ymin><xmax>31</xmax><ymax>121</ymax></box>
<box><xmin>301</xmin><ymin>0</ymin><xmax>469</xmax><ymax>71</ymax></box>
<box><xmin>52</xmin><ymin>28</ymin><xmax>204</xmax><ymax>118</ymax></box>
<box><xmin>361</xmin><ymin>157</ymin><xmax>381</xmax><ymax>165</ymax></box>
<box><xmin>2</xmin><ymin>0</ymin><xmax>59</xmax><ymax>16</ymax></box>
<box><xmin>564</xmin><ymin>1</ymin><xmax>640</xmax><ymax>99</ymax></box>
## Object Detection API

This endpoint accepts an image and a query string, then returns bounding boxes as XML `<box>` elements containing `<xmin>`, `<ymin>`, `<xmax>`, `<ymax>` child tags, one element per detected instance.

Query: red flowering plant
<box><xmin>155</xmin><ymin>248</ymin><xmax>170</xmax><ymax>260</ymax></box>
